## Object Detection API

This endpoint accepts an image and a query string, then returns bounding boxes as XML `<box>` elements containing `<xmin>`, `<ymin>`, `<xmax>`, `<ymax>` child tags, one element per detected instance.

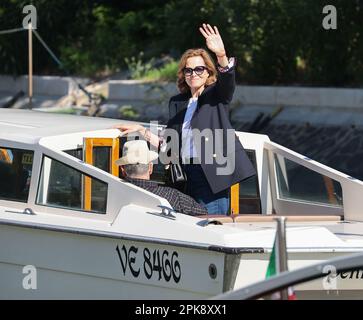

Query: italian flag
<box><xmin>265</xmin><ymin>237</ymin><xmax>297</xmax><ymax>300</ymax></box>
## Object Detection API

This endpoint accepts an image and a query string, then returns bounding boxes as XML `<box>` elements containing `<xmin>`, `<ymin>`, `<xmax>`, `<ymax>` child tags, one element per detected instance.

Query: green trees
<box><xmin>0</xmin><ymin>0</ymin><xmax>362</xmax><ymax>86</ymax></box>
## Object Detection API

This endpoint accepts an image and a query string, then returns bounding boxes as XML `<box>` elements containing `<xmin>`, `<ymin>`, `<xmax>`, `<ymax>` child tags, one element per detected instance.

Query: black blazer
<box><xmin>166</xmin><ymin>59</ymin><xmax>256</xmax><ymax>194</ymax></box>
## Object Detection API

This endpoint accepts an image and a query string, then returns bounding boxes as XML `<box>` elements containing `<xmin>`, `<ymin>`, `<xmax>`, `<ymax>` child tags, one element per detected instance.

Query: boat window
<box><xmin>274</xmin><ymin>154</ymin><xmax>343</xmax><ymax>207</ymax></box>
<box><xmin>238</xmin><ymin>150</ymin><xmax>261</xmax><ymax>214</ymax></box>
<box><xmin>65</xmin><ymin>148</ymin><xmax>113</xmax><ymax>173</ymax></box>
<box><xmin>64</xmin><ymin>148</ymin><xmax>83</xmax><ymax>160</ymax></box>
<box><xmin>0</xmin><ymin>147</ymin><xmax>33</xmax><ymax>202</ymax></box>
<box><xmin>150</xmin><ymin>161</ymin><xmax>167</xmax><ymax>184</ymax></box>
<box><xmin>92</xmin><ymin>146</ymin><xmax>111</xmax><ymax>172</ymax></box>
<box><xmin>36</xmin><ymin>156</ymin><xmax>108</xmax><ymax>214</ymax></box>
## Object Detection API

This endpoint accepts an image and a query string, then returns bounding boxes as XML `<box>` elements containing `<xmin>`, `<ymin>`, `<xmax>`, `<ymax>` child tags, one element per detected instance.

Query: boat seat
<box><xmin>196</xmin><ymin>214</ymin><xmax>342</xmax><ymax>223</ymax></box>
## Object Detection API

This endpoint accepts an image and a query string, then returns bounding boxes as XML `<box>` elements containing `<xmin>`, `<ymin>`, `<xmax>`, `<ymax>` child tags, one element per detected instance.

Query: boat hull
<box><xmin>0</xmin><ymin>223</ymin><xmax>226</xmax><ymax>299</ymax></box>
<box><xmin>2</xmin><ymin>223</ymin><xmax>363</xmax><ymax>299</ymax></box>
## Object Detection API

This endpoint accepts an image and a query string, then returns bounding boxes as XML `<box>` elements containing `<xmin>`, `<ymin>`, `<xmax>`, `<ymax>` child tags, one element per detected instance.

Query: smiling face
<box><xmin>184</xmin><ymin>56</ymin><xmax>210</xmax><ymax>91</ymax></box>
<box><xmin>177</xmin><ymin>48</ymin><xmax>217</xmax><ymax>94</ymax></box>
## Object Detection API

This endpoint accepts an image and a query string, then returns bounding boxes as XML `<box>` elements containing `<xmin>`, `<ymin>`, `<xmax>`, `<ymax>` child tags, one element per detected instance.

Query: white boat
<box><xmin>1</xmin><ymin>108</ymin><xmax>363</xmax><ymax>299</ymax></box>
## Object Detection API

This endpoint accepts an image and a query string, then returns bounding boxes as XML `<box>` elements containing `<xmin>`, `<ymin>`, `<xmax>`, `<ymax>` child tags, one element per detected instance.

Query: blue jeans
<box><xmin>183</xmin><ymin>164</ymin><xmax>229</xmax><ymax>215</ymax></box>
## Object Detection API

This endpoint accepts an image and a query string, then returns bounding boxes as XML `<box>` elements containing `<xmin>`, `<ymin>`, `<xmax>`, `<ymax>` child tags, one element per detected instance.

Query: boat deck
<box><xmin>217</xmin><ymin>216</ymin><xmax>363</xmax><ymax>250</ymax></box>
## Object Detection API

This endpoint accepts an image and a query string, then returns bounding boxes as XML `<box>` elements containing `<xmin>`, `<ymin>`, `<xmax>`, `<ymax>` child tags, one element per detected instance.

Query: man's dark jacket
<box><xmin>166</xmin><ymin>59</ymin><xmax>256</xmax><ymax>194</ymax></box>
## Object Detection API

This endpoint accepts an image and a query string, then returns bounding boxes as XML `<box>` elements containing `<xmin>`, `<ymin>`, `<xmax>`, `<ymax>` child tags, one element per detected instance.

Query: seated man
<box><xmin>115</xmin><ymin>140</ymin><xmax>207</xmax><ymax>216</ymax></box>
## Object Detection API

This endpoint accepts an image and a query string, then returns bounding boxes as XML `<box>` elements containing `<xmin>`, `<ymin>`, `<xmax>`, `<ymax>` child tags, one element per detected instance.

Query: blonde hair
<box><xmin>177</xmin><ymin>48</ymin><xmax>217</xmax><ymax>94</ymax></box>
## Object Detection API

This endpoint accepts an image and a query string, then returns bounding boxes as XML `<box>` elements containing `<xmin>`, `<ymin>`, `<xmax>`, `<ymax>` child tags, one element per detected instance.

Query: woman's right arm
<box><xmin>111</xmin><ymin>123</ymin><xmax>161</xmax><ymax>148</ymax></box>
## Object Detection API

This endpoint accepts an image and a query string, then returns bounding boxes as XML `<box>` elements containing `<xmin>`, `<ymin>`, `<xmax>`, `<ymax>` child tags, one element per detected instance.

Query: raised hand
<box><xmin>199</xmin><ymin>23</ymin><xmax>226</xmax><ymax>57</ymax></box>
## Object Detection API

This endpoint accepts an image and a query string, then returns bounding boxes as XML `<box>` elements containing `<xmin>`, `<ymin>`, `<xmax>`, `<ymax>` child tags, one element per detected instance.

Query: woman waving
<box><xmin>114</xmin><ymin>23</ymin><xmax>256</xmax><ymax>215</ymax></box>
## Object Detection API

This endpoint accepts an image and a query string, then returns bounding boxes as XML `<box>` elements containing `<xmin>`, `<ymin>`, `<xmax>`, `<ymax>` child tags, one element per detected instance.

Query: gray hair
<box><xmin>123</xmin><ymin>164</ymin><xmax>149</xmax><ymax>177</ymax></box>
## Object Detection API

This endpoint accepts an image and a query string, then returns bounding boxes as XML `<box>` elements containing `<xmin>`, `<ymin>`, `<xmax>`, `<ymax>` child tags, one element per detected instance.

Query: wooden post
<box><xmin>28</xmin><ymin>22</ymin><xmax>33</xmax><ymax>109</ymax></box>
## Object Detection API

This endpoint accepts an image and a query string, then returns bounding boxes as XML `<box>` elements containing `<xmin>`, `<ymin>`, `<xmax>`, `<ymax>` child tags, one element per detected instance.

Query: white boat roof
<box><xmin>0</xmin><ymin>109</ymin><xmax>136</xmax><ymax>143</ymax></box>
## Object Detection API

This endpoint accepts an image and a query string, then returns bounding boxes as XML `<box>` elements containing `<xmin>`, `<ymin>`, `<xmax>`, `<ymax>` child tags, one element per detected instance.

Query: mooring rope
<box><xmin>0</xmin><ymin>27</ymin><xmax>24</xmax><ymax>35</ymax></box>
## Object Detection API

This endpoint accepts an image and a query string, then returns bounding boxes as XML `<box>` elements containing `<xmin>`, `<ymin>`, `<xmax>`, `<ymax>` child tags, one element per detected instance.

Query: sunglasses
<box><xmin>183</xmin><ymin>66</ymin><xmax>208</xmax><ymax>77</ymax></box>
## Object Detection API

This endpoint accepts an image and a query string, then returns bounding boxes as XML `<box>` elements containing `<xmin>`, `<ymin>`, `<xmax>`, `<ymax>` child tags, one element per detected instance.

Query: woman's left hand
<box><xmin>199</xmin><ymin>23</ymin><xmax>226</xmax><ymax>57</ymax></box>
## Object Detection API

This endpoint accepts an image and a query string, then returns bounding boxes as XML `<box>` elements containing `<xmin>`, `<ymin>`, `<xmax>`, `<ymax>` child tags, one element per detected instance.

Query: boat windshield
<box><xmin>274</xmin><ymin>154</ymin><xmax>343</xmax><ymax>207</ymax></box>
<box><xmin>36</xmin><ymin>156</ymin><xmax>108</xmax><ymax>214</ymax></box>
